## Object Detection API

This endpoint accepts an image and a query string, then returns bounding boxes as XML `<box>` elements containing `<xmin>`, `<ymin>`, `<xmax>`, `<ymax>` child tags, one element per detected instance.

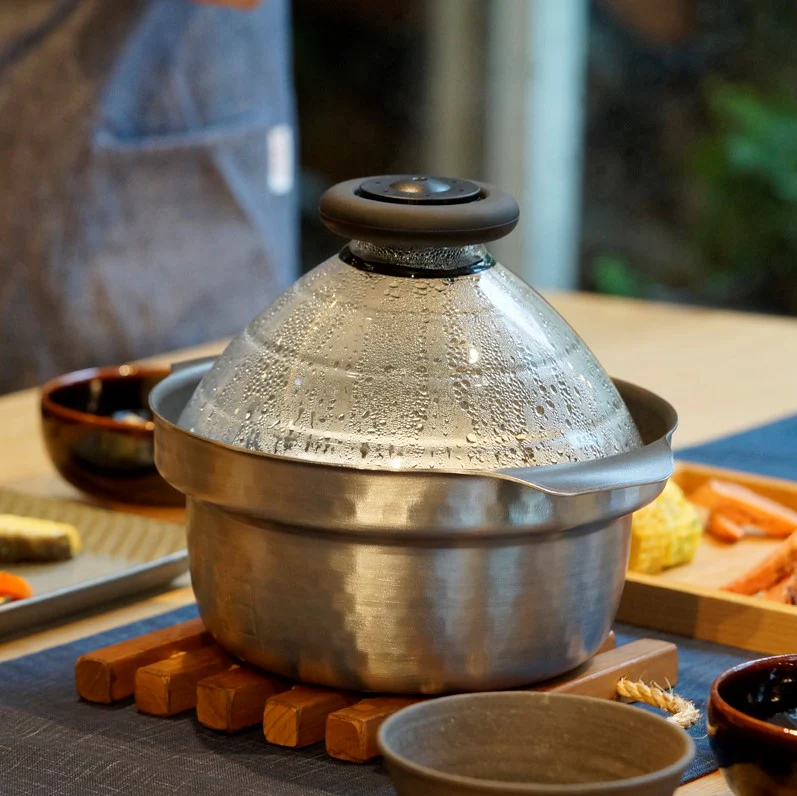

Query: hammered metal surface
<box><xmin>153</xmin><ymin>364</ymin><xmax>676</xmax><ymax>693</ymax></box>
<box><xmin>188</xmin><ymin>499</ymin><xmax>630</xmax><ymax>694</ymax></box>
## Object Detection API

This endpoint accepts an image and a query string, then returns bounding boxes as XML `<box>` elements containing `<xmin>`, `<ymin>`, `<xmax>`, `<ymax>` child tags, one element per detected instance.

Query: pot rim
<box><xmin>150</xmin><ymin>359</ymin><xmax>676</xmax><ymax>536</ymax></box>
<box><xmin>149</xmin><ymin>358</ymin><xmax>677</xmax><ymax>486</ymax></box>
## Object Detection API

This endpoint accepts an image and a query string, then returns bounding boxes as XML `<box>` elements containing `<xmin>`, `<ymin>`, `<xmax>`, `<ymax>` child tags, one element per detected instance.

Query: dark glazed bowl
<box><xmin>709</xmin><ymin>655</ymin><xmax>797</xmax><ymax>796</ymax></box>
<box><xmin>40</xmin><ymin>365</ymin><xmax>183</xmax><ymax>506</ymax></box>
<box><xmin>378</xmin><ymin>692</ymin><xmax>694</xmax><ymax>795</ymax></box>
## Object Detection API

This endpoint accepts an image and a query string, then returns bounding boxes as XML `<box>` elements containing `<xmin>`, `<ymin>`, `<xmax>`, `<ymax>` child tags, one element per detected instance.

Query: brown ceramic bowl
<box><xmin>40</xmin><ymin>365</ymin><xmax>183</xmax><ymax>506</ymax></box>
<box><xmin>378</xmin><ymin>692</ymin><xmax>694</xmax><ymax>795</ymax></box>
<box><xmin>709</xmin><ymin>655</ymin><xmax>797</xmax><ymax>796</ymax></box>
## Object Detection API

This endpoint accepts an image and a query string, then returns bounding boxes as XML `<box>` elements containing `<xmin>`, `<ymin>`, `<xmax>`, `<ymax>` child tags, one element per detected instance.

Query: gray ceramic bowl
<box><xmin>378</xmin><ymin>692</ymin><xmax>695</xmax><ymax>795</ymax></box>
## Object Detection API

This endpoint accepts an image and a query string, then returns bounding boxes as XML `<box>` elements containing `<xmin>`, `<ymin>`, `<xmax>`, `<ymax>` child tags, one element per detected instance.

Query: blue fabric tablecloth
<box><xmin>677</xmin><ymin>414</ymin><xmax>797</xmax><ymax>481</ymax></box>
<box><xmin>0</xmin><ymin>605</ymin><xmax>759</xmax><ymax>793</ymax></box>
<box><xmin>2</xmin><ymin>415</ymin><xmax>796</xmax><ymax>794</ymax></box>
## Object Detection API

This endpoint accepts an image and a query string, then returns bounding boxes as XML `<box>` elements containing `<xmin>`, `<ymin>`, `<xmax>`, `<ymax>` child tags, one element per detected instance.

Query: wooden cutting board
<box><xmin>619</xmin><ymin>461</ymin><xmax>797</xmax><ymax>654</ymax></box>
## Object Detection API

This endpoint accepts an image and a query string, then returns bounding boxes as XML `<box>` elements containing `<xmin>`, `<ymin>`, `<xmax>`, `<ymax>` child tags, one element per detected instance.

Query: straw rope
<box><xmin>616</xmin><ymin>678</ymin><xmax>700</xmax><ymax>729</ymax></box>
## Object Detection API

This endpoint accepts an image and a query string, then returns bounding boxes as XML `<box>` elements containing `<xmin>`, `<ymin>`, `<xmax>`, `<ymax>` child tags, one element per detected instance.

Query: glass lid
<box><xmin>178</xmin><ymin>175</ymin><xmax>642</xmax><ymax>470</ymax></box>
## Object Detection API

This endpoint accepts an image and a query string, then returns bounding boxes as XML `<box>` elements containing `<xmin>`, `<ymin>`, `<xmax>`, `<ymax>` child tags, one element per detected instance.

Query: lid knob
<box><xmin>319</xmin><ymin>174</ymin><xmax>520</xmax><ymax>246</ymax></box>
<box><xmin>358</xmin><ymin>176</ymin><xmax>483</xmax><ymax>205</ymax></box>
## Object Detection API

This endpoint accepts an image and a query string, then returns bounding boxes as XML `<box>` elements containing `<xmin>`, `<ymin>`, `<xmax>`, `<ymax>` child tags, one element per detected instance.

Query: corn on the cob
<box><xmin>628</xmin><ymin>481</ymin><xmax>702</xmax><ymax>574</ymax></box>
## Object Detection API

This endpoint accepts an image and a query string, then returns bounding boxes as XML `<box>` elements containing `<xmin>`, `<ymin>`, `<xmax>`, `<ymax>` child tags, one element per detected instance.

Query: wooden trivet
<box><xmin>75</xmin><ymin>622</ymin><xmax>679</xmax><ymax>764</ymax></box>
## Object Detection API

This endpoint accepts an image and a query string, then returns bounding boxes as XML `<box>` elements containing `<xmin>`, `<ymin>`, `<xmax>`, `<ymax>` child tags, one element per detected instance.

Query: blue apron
<box><xmin>0</xmin><ymin>0</ymin><xmax>297</xmax><ymax>393</ymax></box>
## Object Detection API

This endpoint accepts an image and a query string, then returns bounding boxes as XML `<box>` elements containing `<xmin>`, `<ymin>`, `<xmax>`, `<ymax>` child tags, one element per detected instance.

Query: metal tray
<box><xmin>0</xmin><ymin>489</ymin><xmax>188</xmax><ymax>638</ymax></box>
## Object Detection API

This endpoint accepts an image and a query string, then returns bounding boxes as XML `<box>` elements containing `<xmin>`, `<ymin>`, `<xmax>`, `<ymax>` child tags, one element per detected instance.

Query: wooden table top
<box><xmin>4</xmin><ymin>290</ymin><xmax>796</xmax><ymax>795</ymax></box>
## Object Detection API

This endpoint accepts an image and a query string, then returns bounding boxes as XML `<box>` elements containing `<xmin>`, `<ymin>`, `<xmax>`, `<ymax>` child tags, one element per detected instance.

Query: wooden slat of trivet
<box><xmin>326</xmin><ymin>697</ymin><xmax>426</xmax><ymax>762</ymax></box>
<box><xmin>136</xmin><ymin>645</ymin><xmax>233</xmax><ymax>716</ymax></box>
<box><xmin>600</xmin><ymin>630</ymin><xmax>617</xmax><ymax>653</ymax></box>
<box><xmin>534</xmin><ymin>638</ymin><xmax>678</xmax><ymax>698</ymax></box>
<box><xmin>263</xmin><ymin>686</ymin><xmax>359</xmax><ymax>748</ymax></box>
<box><xmin>197</xmin><ymin>666</ymin><xmax>292</xmax><ymax>732</ymax></box>
<box><xmin>75</xmin><ymin>621</ymin><xmax>673</xmax><ymax>764</ymax></box>
<box><xmin>322</xmin><ymin>633</ymin><xmax>668</xmax><ymax>764</ymax></box>
<box><xmin>191</xmin><ymin>633</ymin><xmax>616</xmax><ymax>740</ymax></box>
<box><xmin>75</xmin><ymin>618</ymin><xmax>211</xmax><ymax>703</ymax></box>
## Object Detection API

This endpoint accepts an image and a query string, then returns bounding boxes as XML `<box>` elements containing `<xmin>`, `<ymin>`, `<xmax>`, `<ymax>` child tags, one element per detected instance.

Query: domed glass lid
<box><xmin>178</xmin><ymin>176</ymin><xmax>642</xmax><ymax>470</ymax></box>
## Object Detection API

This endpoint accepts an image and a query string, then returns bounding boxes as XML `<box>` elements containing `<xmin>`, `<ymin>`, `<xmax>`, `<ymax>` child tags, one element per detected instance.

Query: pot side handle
<box><xmin>494</xmin><ymin>438</ymin><xmax>674</xmax><ymax>497</ymax></box>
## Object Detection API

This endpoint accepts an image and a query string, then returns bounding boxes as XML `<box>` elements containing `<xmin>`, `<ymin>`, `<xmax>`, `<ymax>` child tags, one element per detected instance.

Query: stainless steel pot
<box><xmin>151</xmin><ymin>358</ymin><xmax>677</xmax><ymax>694</ymax></box>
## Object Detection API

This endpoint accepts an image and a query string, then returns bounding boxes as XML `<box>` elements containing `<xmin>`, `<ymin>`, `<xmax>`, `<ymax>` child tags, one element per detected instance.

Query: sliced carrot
<box><xmin>688</xmin><ymin>482</ymin><xmax>726</xmax><ymax>511</ymax></box>
<box><xmin>762</xmin><ymin>573</ymin><xmax>797</xmax><ymax>604</ymax></box>
<box><xmin>722</xmin><ymin>531</ymin><xmax>797</xmax><ymax>595</ymax></box>
<box><xmin>738</xmin><ymin>524</ymin><xmax>773</xmax><ymax>538</ymax></box>
<box><xmin>786</xmin><ymin>573</ymin><xmax>797</xmax><ymax>606</ymax></box>
<box><xmin>707</xmin><ymin>512</ymin><xmax>745</xmax><ymax>543</ymax></box>
<box><xmin>0</xmin><ymin>571</ymin><xmax>34</xmax><ymax>601</ymax></box>
<box><xmin>688</xmin><ymin>479</ymin><xmax>797</xmax><ymax>537</ymax></box>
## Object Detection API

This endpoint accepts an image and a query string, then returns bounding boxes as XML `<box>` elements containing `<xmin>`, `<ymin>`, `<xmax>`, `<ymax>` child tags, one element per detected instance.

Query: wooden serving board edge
<box><xmin>619</xmin><ymin>572</ymin><xmax>797</xmax><ymax>655</ymax></box>
<box><xmin>671</xmin><ymin>460</ymin><xmax>797</xmax><ymax>504</ymax></box>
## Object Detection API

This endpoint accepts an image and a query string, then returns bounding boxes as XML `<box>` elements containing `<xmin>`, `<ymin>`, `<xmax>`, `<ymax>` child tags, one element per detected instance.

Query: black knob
<box><xmin>319</xmin><ymin>174</ymin><xmax>520</xmax><ymax>247</ymax></box>
<box><xmin>358</xmin><ymin>176</ymin><xmax>482</xmax><ymax>205</ymax></box>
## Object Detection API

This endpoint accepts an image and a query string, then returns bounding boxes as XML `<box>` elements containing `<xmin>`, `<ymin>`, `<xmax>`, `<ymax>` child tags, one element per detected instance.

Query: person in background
<box><xmin>0</xmin><ymin>0</ymin><xmax>298</xmax><ymax>394</ymax></box>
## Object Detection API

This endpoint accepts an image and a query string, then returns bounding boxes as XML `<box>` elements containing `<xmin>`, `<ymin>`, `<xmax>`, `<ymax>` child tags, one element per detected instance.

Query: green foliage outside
<box><xmin>589</xmin><ymin>3</ymin><xmax>797</xmax><ymax>312</ymax></box>
<box><xmin>691</xmin><ymin>84</ymin><xmax>797</xmax><ymax>284</ymax></box>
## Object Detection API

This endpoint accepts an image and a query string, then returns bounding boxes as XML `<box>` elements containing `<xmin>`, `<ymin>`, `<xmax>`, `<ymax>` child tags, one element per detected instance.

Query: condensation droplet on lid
<box><xmin>179</xmin><ymin>249</ymin><xmax>643</xmax><ymax>468</ymax></box>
